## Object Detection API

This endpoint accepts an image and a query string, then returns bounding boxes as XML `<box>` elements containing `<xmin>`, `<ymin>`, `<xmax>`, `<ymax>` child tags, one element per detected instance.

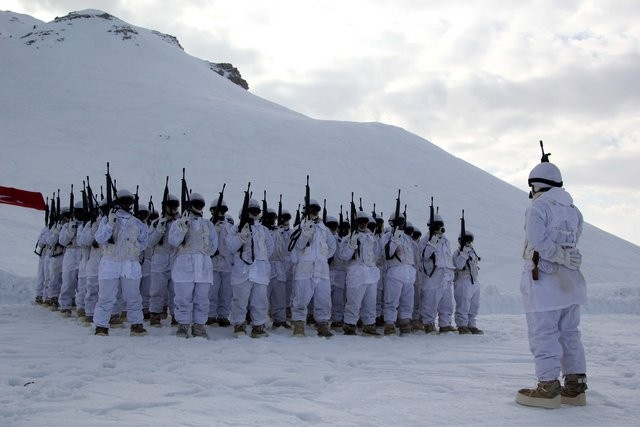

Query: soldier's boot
<box><xmin>383</xmin><ymin>323</ymin><xmax>396</xmax><ymax>336</ymax></box>
<box><xmin>343</xmin><ymin>323</ymin><xmax>357</xmax><ymax>336</ymax></box>
<box><xmin>59</xmin><ymin>309</ymin><xmax>72</xmax><ymax>317</ymax></box>
<box><xmin>292</xmin><ymin>321</ymin><xmax>306</xmax><ymax>337</ymax></box>
<box><xmin>176</xmin><ymin>324</ymin><xmax>190</xmax><ymax>338</ymax></box>
<box><xmin>272</xmin><ymin>320</ymin><xmax>291</xmax><ymax>329</ymax></box>
<box><xmin>468</xmin><ymin>326</ymin><xmax>484</xmax><ymax>335</ymax></box>
<box><xmin>76</xmin><ymin>308</ymin><xmax>86</xmax><ymax>319</ymax></box>
<box><xmin>206</xmin><ymin>317</ymin><xmax>218</xmax><ymax>326</ymax></box>
<box><xmin>191</xmin><ymin>323</ymin><xmax>209</xmax><ymax>339</ymax></box>
<box><xmin>34</xmin><ymin>296</ymin><xmax>44</xmax><ymax>305</ymax></box>
<box><xmin>316</xmin><ymin>322</ymin><xmax>334</xmax><ymax>338</ymax></box>
<box><xmin>109</xmin><ymin>314</ymin><xmax>124</xmax><ymax>328</ymax></box>
<box><xmin>398</xmin><ymin>319</ymin><xmax>412</xmax><ymax>336</ymax></box>
<box><xmin>362</xmin><ymin>324</ymin><xmax>381</xmax><ymax>337</ymax></box>
<box><xmin>439</xmin><ymin>325</ymin><xmax>457</xmax><ymax>334</ymax></box>
<box><xmin>250</xmin><ymin>324</ymin><xmax>268</xmax><ymax>338</ymax></box>
<box><xmin>458</xmin><ymin>326</ymin><xmax>472</xmax><ymax>335</ymax></box>
<box><xmin>561</xmin><ymin>374</ymin><xmax>587</xmax><ymax>406</ymax></box>
<box><xmin>423</xmin><ymin>323</ymin><xmax>436</xmax><ymax>334</ymax></box>
<box><xmin>233</xmin><ymin>324</ymin><xmax>246</xmax><ymax>337</ymax></box>
<box><xmin>516</xmin><ymin>379</ymin><xmax>561</xmax><ymax>409</ymax></box>
<box><xmin>149</xmin><ymin>313</ymin><xmax>162</xmax><ymax>327</ymax></box>
<box><xmin>94</xmin><ymin>326</ymin><xmax>109</xmax><ymax>336</ymax></box>
<box><xmin>217</xmin><ymin>317</ymin><xmax>231</xmax><ymax>327</ymax></box>
<box><xmin>83</xmin><ymin>315</ymin><xmax>93</xmax><ymax>324</ymax></box>
<box><xmin>411</xmin><ymin>319</ymin><xmax>424</xmax><ymax>333</ymax></box>
<box><xmin>130</xmin><ymin>323</ymin><xmax>148</xmax><ymax>336</ymax></box>
<box><xmin>330</xmin><ymin>321</ymin><xmax>344</xmax><ymax>331</ymax></box>
<box><xmin>48</xmin><ymin>297</ymin><xmax>59</xmax><ymax>311</ymax></box>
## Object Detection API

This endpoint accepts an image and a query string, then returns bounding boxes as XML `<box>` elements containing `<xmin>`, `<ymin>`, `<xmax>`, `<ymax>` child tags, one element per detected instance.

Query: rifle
<box><xmin>322</xmin><ymin>199</ymin><xmax>327</xmax><ymax>225</ymax></box>
<box><xmin>44</xmin><ymin>196</ymin><xmax>49</xmax><ymax>228</ymax></box>
<box><xmin>81</xmin><ymin>182</ymin><xmax>88</xmax><ymax>220</ymax></box>
<box><xmin>371</xmin><ymin>203</ymin><xmax>377</xmax><ymax>219</ymax></box>
<box><xmin>212</xmin><ymin>183</ymin><xmax>226</xmax><ymax>223</ymax></box>
<box><xmin>133</xmin><ymin>185</ymin><xmax>140</xmax><ymax>216</ymax></box>
<box><xmin>69</xmin><ymin>184</ymin><xmax>74</xmax><ymax>218</ymax></box>
<box><xmin>304</xmin><ymin>175</ymin><xmax>310</xmax><ymax>220</ymax></box>
<box><xmin>403</xmin><ymin>204</ymin><xmax>407</xmax><ymax>222</ymax></box>
<box><xmin>180</xmin><ymin>168</ymin><xmax>190</xmax><ymax>215</ymax></box>
<box><xmin>86</xmin><ymin>176</ymin><xmax>98</xmax><ymax>223</ymax></box>
<box><xmin>261</xmin><ymin>190</ymin><xmax>268</xmax><ymax>225</ymax></box>
<box><xmin>105</xmin><ymin>162</ymin><xmax>115</xmax><ymax>211</ymax></box>
<box><xmin>384</xmin><ymin>189</ymin><xmax>401</xmax><ymax>261</ymax></box>
<box><xmin>358</xmin><ymin>197</ymin><xmax>363</xmax><ymax>212</ymax></box>
<box><xmin>428</xmin><ymin>197</ymin><xmax>435</xmax><ymax>239</ymax></box>
<box><xmin>294</xmin><ymin>204</ymin><xmax>301</xmax><ymax>227</ymax></box>
<box><xmin>459</xmin><ymin>209</ymin><xmax>466</xmax><ymax>252</ymax></box>
<box><xmin>148</xmin><ymin>195</ymin><xmax>155</xmax><ymax>214</ymax></box>
<box><xmin>237</xmin><ymin>182</ymin><xmax>252</xmax><ymax>231</ymax></box>
<box><xmin>350</xmin><ymin>192</ymin><xmax>357</xmax><ymax>235</ymax></box>
<box><xmin>277</xmin><ymin>194</ymin><xmax>283</xmax><ymax>227</ymax></box>
<box><xmin>339</xmin><ymin>205</ymin><xmax>344</xmax><ymax>226</ymax></box>
<box><xmin>49</xmin><ymin>192</ymin><xmax>56</xmax><ymax>229</ymax></box>
<box><xmin>540</xmin><ymin>140</ymin><xmax>551</xmax><ymax>162</ymax></box>
<box><xmin>160</xmin><ymin>176</ymin><xmax>169</xmax><ymax>216</ymax></box>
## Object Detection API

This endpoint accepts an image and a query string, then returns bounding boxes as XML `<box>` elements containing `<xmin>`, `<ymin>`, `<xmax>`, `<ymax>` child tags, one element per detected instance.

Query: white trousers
<box><xmin>383</xmin><ymin>274</ymin><xmax>414</xmax><ymax>323</ymax></box>
<box><xmin>231</xmin><ymin>280</ymin><xmax>268</xmax><ymax>326</ymax></box>
<box><xmin>76</xmin><ymin>276</ymin><xmax>87</xmax><ymax>310</ymax></box>
<box><xmin>292</xmin><ymin>277</ymin><xmax>331</xmax><ymax>322</ymax></box>
<box><xmin>526</xmin><ymin>304</ymin><xmax>586</xmax><ymax>381</ymax></box>
<box><xmin>140</xmin><ymin>275</ymin><xmax>151</xmax><ymax>311</ymax></box>
<box><xmin>84</xmin><ymin>275</ymin><xmax>99</xmax><ymax>315</ymax></box>
<box><xmin>421</xmin><ymin>282</ymin><xmax>454</xmax><ymax>327</ymax></box>
<box><xmin>454</xmin><ymin>278</ymin><xmax>480</xmax><ymax>327</ymax></box>
<box><xmin>94</xmin><ymin>277</ymin><xmax>143</xmax><ymax>328</ymax></box>
<box><xmin>208</xmin><ymin>271</ymin><xmax>232</xmax><ymax>318</ymax></box>
<box><xmin>344</xmin><ymin>281</ymin><xmax>377</xmax><ymax>325</ymax></box>
<box><xmin>174</xmin><ymin>281</ymin><xmax>210</xmax><ymax>325</ymax></box>
<box><xmin>149</xmin><ymin>270</ymin><xmax>174</xmax><ymax>314</ymax></box>
<box><xmin>58</xmin><ymin>269</ymin><xmax>78</xmax><ymax>310</ymax></box>
<box><xmin>268</xmin><ymin>277</ymin><xmax>287</xmax><ymax>322</ymax></box>
<box><xmin>36</xmin><ymin>255</ymin><xmax>45</xmax><ymax>298</ymax></box>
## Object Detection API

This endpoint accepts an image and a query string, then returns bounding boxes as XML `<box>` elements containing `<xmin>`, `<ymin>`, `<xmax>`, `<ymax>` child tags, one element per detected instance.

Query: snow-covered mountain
<box><xmin>1</xmin><ymin>9</ymin><xmax>639</xmax><ymax>312</ymax></box>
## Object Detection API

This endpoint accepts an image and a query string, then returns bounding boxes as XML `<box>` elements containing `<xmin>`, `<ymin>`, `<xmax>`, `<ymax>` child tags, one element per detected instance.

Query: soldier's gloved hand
<box><xmin>155</xmin><ymin>217</ymin><xmax>167</xmax><ymax>233</ymax></box>
<box><xmin>428</xmin><ymin>234</ymin><xmax>440</xmax><ymax>247</ymax></box>
<box><xmin>239</xmin><ymin>224</ymin><xmax>251</xmax><ymax>242</ymax></box>
<box><xmin>551</xmin><ymin>247</ymin><xmax>581</xmax><ymax>270</ymax></box>
<box><xmin>176</xmin><ymin>217</ymin><xmax>189</xmax><ymax>233</ymax></box>
<box><xmin>302</xmin><ymin>220</ymin><xmax>314</xmax><ymax>236</ymax></box>
<box><xmin>349</xmin><ymin>233</ymin><xmax>359</xmax><ymax>249</ymax></box>
<box><xmin>108</xmin><ymin>213</ymin><xmax>117</xmax><ymax>228</ymax></box>
<box><xmin>69</xmin><ymin>220</ymin><xmax>78</xmax><ymax>232</ymax></box>
<box><xmin>462</xmin><ymin>245</ymin><xmax>473</xmax><ymax>257</ymax></box>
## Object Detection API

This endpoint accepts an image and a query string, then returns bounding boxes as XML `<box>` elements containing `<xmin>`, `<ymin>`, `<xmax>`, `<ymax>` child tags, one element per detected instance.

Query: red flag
<box><xmin>0</xmin><ymin>186</ymin><xmax>46</xmax><ymax>211</ymax></box>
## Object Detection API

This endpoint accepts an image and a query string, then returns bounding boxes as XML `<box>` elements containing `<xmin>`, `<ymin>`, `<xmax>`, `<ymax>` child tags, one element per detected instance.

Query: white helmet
<box><xmin>528</xmin><ymin>162</ymin><xmax>563</xmax><ymax>188</ymax></box>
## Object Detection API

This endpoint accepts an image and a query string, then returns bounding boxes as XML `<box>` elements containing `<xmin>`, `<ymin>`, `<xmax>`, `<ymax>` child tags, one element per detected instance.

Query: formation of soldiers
<box><xmin>33</xmin><ymin>170</ymin><xmax>483</xmax><ymax>339</ymax></box>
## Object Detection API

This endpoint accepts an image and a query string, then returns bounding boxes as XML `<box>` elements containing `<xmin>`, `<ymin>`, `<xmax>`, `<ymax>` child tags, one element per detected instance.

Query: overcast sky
<box><xmin>6</xmin><ymin>0</ymin><xmax>640</xmax><ymax>245</ymax></box>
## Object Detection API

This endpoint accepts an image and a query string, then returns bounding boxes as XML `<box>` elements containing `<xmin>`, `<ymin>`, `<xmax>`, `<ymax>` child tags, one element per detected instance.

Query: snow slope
<box><xmin>1</xmin><ymin>9</ymin><xmax>640</xmax><ymax>426</ymax></box>
<box><xmin>1</xmin><ymin>10</ymin><xmax>637</xmax><ymax>312</ymax></box>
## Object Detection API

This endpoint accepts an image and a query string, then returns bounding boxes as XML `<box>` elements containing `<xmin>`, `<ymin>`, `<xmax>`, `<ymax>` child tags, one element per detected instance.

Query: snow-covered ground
<box><xmin>1</xmin><ymin>297</ymin><xmax>639</xmax><ymax>426</ymax></box>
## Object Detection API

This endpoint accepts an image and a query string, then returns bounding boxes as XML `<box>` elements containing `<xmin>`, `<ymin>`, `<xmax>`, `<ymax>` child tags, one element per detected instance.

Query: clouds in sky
<box><xmin>6</xmin><ymin>0</ymin><xmax>640</xmax><ymax>244</ymax></box>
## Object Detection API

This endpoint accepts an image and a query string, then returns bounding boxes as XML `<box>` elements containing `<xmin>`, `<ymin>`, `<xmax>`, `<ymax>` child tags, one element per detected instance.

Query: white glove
<box><xmin>302</xmin><ymin>220</ymin><xmax>314</xmax><ymax>237</ymax></box>
<box><xmin>239</xmin><ymin>224</ymin><xmax>251</xmax><ymax>242</ymax></box>
<box><xmin>551</xmin><ymin>247</ymin><xmax>582</xmax><ymax>270</ymax></box>
<box><xmin>176</xmin><ymin>217</ymin><xmax>189</xmax><ymax>233</ymax></box>
<box><xmin>428</xmin><ymin>234</ymin><xmax>439</xmax><ymax>247</ymax></box>
<box><xmin>349</xmin><ymin>233</ymin><xmax>359</xmax><ymax>249</ymax></box>
<box><xmin>69</xmin><ymin>220</ymin><xmax>78</xmax><ymax>233</ymax></box>
<box><xmin>155</xmin><ymin>218</ymin><xmax>167</xmax><ymax>233</ymax></box>
<box><xmin>108</xmin><ymin>213</ymin><xmax>117</xmax><ymax>228</ymax></box>
<box><xmin>462</xmin><ymin>245</ymin><xmax>473</xmax><ymax>258</ymax></box>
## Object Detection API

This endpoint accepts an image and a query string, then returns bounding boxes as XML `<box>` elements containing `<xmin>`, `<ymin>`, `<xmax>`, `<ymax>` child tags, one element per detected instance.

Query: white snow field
<box><xmin>1</xmin><ymin>9</ymin><xmax>640</xmax><ymax>426</ymax></box>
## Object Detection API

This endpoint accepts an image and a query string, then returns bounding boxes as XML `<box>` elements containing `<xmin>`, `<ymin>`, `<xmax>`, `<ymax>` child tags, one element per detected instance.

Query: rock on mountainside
<box><xmin>1</xmin><ymin>10</ymin><xmax>249</xmax><ymax>90</ymax></box>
